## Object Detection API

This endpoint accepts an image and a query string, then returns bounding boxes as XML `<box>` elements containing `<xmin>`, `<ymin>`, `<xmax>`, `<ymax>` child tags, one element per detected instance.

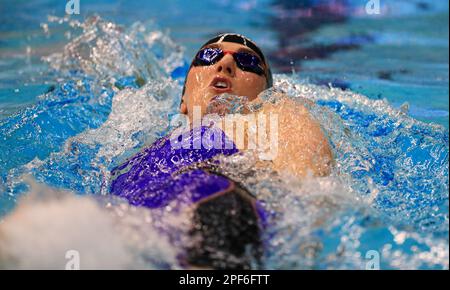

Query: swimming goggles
<box><xmin>192</xmin><ymin>47</ymin><xmax>265</xmax><ymax>76</ymax></box>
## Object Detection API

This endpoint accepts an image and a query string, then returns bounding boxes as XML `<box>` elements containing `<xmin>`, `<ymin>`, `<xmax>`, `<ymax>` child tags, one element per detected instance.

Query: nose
<box><xmin>215</xmin><ymin>54</ymin><xmax>236</xmax><ymax>77</ymax></box>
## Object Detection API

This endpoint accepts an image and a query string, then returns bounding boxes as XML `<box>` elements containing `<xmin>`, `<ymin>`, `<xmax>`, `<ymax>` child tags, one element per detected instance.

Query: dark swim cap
<box><xmin>182</xmin><ymin>33</ymin><xmax>273</xmax><ymax>96</ymax></box>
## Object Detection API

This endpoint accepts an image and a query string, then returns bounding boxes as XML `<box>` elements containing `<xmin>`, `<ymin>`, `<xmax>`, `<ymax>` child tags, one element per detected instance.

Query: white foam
<box><xmin>0</xmin><ymin>177</ymin><xmax>178</xmax><ymax>269</ymax></box>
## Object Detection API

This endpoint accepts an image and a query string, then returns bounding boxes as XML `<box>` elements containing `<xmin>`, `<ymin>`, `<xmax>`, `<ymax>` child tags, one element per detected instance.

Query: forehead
<box><xmin>204</xmin><ymin>42</ymin><xmax>257</xmax><ymax>55</ymax></box>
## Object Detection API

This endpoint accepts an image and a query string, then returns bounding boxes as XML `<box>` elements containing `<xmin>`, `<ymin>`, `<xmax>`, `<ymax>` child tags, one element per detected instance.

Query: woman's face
<box><xmin>181</xmin><ymin>42</ymin><xmax>267</xmax><ymax>119</ymax></box>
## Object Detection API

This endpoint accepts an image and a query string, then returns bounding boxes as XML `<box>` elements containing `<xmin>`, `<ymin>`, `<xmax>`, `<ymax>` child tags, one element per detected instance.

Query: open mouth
<box><xmin>210</xmin><ymin>76</ymin><xmax>232</xmax><ymax>92</ymax></box>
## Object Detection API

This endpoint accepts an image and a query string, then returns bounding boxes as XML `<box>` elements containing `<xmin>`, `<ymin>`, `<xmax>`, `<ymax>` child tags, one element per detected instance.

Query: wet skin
<box><xmin>181</xmin><ymin>42</ymin><xmax>332</xmax><ymax>177</ymax></box>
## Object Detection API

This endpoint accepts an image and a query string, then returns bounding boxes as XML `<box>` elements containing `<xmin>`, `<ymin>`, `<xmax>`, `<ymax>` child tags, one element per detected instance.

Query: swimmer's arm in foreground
<box><xmin>250</xmin><ymin>95</ymin><xmax>333</xmax><ymax>178</ymax></box>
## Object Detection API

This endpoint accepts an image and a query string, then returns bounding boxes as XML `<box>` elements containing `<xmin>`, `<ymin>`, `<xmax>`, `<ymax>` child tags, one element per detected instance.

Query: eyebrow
<box><xmin>204</xmin><ymin>43</ymin><xmax>221</xmax><ymax>49</ymax></box>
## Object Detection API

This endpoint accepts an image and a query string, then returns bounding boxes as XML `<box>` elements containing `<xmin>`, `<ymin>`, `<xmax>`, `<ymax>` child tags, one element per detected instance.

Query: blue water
<box><xmin>0</xmin><ymin>0</ymin><xmax>448</xmax><ymax>269</ymax></box>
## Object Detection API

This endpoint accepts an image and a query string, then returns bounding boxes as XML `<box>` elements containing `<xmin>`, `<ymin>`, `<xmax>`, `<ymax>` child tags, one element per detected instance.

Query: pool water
<box><xmin>0</xmin><ymin>0</ymin><xmax>448</xmax><ymax>269</ymax></box>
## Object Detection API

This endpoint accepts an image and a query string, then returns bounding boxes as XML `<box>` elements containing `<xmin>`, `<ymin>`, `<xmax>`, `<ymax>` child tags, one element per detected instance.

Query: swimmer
<box><xmin>110</xmin><ymin>33</ymin><xmax>333</xmax><ymax>269</ymax></box>
<box><xmin>180</xmin><ymin>33</ymin><xmax>333</xmax><ymax>177</ymax></box>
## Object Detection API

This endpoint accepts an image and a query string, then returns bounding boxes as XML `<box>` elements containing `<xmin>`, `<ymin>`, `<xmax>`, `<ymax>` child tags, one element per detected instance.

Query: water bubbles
<box><xmin>0</xmin><ymin>14</ymin><xmax>448</xmax><ymax>269</ymax></box>
<box><xmin>40</xmin><ymin>23</ymin><xmax>49</xmax><ymax>36</ymax></box>
<box><xmin>206</xmin><ymin>94</ymin><xmax>248</xmax><ymax>116</ymax></box>
<box><xmin>209</xmin><ymin>75</ymin><xmax>448</xmax><ymax>269</ymax></box>
<box><xmin>42</xmin><ymin>16</ymin><xmax>184</xmax><ymax>87</ymax></box>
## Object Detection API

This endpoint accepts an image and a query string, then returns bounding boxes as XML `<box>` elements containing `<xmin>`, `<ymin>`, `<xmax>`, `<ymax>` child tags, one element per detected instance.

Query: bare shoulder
<box><xmin>259</xmin><ymin>95</ymin><xmax>333</xmax><ymax>177</ymax></box>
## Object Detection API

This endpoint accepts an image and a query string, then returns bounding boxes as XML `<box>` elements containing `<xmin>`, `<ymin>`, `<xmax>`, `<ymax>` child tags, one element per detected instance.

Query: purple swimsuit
<box><xmin>110</xmin><ymin>126</ymin><xmax>266</xmax><ymax>269</ymax></box>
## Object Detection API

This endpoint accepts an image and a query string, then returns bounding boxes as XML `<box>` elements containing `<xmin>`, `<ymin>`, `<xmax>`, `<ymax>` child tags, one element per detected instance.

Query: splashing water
<box><xmin>0</xmin><ymin>16</ymin><xmax>448</xmax><ymax>269</ymax></box>
<box><xmin>0</xmin><ymin>176</ymin><xmax>182</xmax><ymax>269</ymax></box>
